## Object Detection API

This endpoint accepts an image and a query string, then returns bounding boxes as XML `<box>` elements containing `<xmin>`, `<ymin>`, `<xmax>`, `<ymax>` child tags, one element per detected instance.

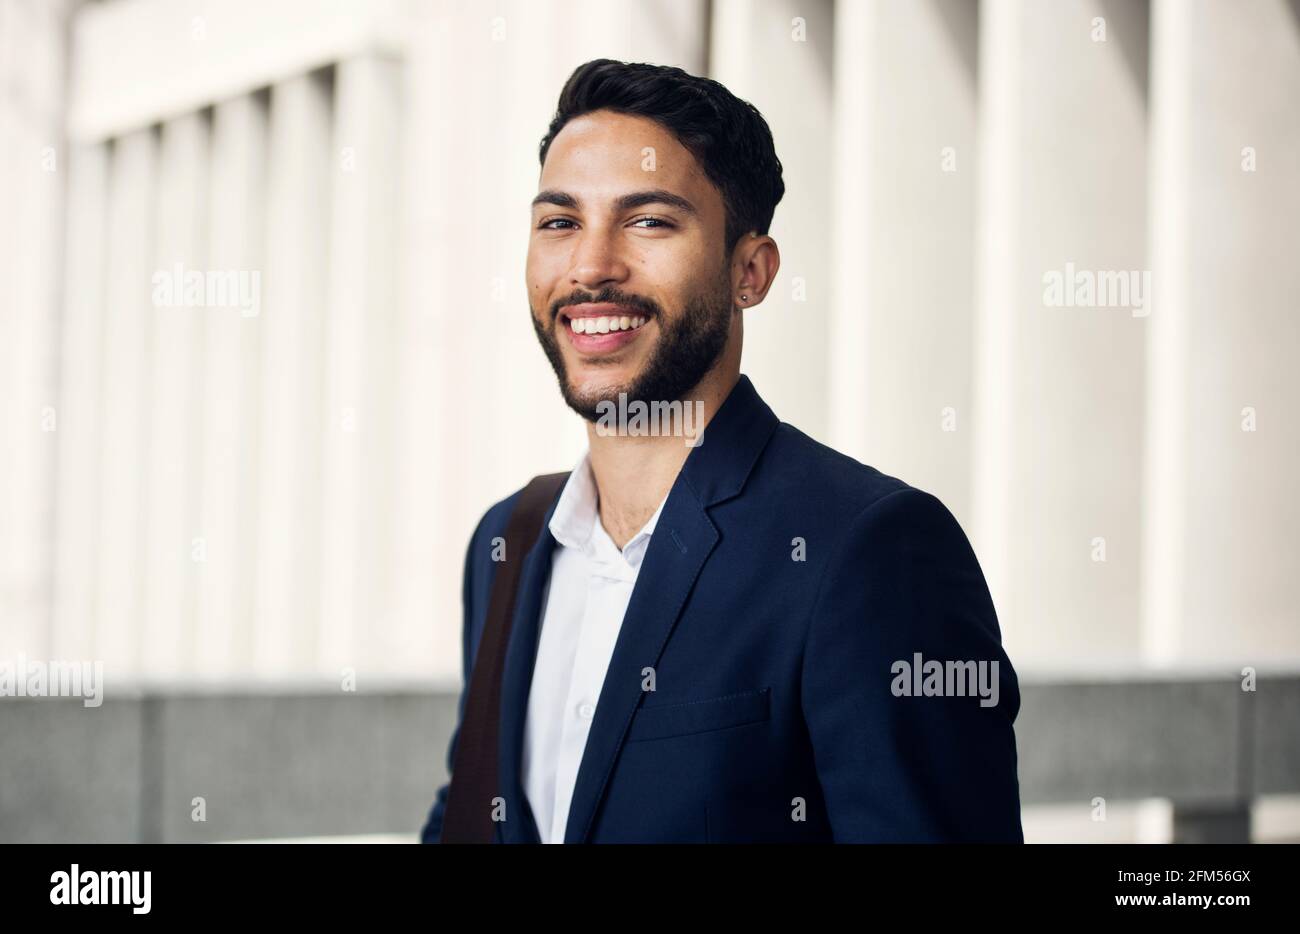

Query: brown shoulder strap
<box><xmin>440</xmin><ymin>471</ymin><xmax>570</xmax><ymax>844</ymax></box>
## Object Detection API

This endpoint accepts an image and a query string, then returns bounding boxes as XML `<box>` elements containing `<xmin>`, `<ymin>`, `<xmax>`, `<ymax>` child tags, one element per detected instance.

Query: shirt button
<box><xmin>578</xmin><ymin>702</ymin><xmax>595</xmax><ymax>719</ymax></box>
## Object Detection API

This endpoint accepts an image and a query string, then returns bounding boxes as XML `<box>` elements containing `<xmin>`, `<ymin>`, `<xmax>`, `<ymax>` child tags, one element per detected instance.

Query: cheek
<box><xmin>526</xmin><ymin>254</ymin><xmax>562</xmax><ymax>299</ymax></box>
<box><xmin>524</xmin><ymin>247</ymin><xmax>542</xmax><ymax>283</ymax></box>
<box><xmin>648</xmin><ymin>237</ymin><xmax>712</xmax><ymax>286</ymax></box>
<box><xmin>524</xmin><ymin>264</ymin><xmax>546</xmax><ymax>309</ymax></box>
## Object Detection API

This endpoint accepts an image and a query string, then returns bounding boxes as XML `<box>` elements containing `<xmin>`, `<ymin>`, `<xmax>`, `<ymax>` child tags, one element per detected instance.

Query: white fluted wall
<box><xmin>0</xmin><ymin>0</ymin><xmax>1297</xmax><ymax>691</ymax></box>
<box><xmin>0</xmin><ymin>0</ymin><xmax>65</xmax><ymax>666</ymax></box>
<box><xmin>970</xmin><ymin>0</ymin><xmax>1150</xmax><ymax>665</ymax></box>
<box><xmin>1141</xmin><ymin>0</ymin><xmax>1300</xmax><ymax>666</ymax></box>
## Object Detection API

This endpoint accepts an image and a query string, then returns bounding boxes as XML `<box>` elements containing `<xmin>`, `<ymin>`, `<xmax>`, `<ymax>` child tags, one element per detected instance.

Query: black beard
<box><xmin>531</xmin><ymin>278</ymin><xmax>734</xmax><ymax>423</ymax></box>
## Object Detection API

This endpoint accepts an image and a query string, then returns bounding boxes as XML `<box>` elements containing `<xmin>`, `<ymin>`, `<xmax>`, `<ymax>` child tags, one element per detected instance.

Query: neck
<box><xmin>586</xmin><ymin>367</ymin><xmax>739</xmax><ymax>550</ymax></box>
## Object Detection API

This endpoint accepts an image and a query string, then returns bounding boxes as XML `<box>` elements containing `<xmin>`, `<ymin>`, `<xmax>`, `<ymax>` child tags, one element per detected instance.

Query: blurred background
<box><xmin>1</xmin><ymin>0</ymin><xmax>1297</xmax><ymax>843</ymax></box>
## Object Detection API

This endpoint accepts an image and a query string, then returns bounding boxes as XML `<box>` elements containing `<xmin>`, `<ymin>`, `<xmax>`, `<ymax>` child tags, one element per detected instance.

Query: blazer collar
<box><xmin>496</xmin><ymin>372</ymin><xmax>780</xmax><ymax>844</ymax></box>
<box><xmin>678</xmin><ymin>373</ymin><xmax>780</xmax><ymax>508</ymax></box>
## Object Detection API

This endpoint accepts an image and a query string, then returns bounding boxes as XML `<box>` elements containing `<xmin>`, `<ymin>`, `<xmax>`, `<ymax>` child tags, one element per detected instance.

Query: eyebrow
<box><xmin>530</xmin><ymin>188</ymin><xmax>698</xmax><ymax>216</ymax></box>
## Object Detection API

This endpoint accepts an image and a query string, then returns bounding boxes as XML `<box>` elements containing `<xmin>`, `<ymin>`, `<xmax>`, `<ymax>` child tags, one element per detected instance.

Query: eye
<box><xmin>630</xmin><ymin>215</ymin><xmax>675</xmax><ymax>229</ymax></box>
<box><xmin>538</xmin><ymin>217</ymin><xmax>578</xmax><ymax>230</ymax></box>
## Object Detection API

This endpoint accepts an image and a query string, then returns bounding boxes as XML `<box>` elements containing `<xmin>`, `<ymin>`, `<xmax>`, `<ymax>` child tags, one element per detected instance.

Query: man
<box><xmin>420</xmin><ymin>59</ymin><xmax>1022</xmax><ymax>843</ymax></box>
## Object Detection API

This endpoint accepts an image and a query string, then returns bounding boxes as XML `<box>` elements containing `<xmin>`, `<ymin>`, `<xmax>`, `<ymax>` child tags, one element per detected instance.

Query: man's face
<box><xmin>527</xmin><ymin>109</ymin><xmax>736</xmax><ymax>422</ymax></box>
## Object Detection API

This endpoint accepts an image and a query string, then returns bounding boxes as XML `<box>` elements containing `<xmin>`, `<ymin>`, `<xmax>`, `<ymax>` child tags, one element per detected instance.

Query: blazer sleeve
<box><xmin>799</xmin><ymin>487</ymin><xmax>1024</xmax><ymax>842</ymax></box>
<box><xmin>419</xmin><ymin>513</ymin><xmax>486</xmax><ymax>844</ymax></box>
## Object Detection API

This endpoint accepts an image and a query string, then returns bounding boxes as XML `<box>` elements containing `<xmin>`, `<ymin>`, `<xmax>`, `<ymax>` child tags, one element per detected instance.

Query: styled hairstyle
<box><xmin>538</xmin><ymin>59</ymin><xmax>785</xmax><ymax>257</ymax></box>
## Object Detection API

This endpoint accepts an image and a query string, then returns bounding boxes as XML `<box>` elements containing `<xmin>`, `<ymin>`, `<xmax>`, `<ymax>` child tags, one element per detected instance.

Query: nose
<box><xmin>569</xmin><ymin>227</ymin><xmax>629</xmax><ymax>292</ymax></box>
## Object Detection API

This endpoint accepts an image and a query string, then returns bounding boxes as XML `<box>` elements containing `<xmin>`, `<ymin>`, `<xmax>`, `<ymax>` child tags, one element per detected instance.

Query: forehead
<box><xmin>537</xmin><ymin>110</ymin><xmax>717</xmax><ymax>210</ymax></box>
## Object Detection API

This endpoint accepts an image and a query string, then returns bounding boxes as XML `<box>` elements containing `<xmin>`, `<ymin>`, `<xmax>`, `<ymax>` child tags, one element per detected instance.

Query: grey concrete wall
<box><xmin>2</xmin><ymin>675</ymin><xmax>1296</xmax><ymax>842</ymax></box>
<box><xmin>0</xmin><ymin>687</ymin><xmax>457</xmax><ymax>844</ymax></box>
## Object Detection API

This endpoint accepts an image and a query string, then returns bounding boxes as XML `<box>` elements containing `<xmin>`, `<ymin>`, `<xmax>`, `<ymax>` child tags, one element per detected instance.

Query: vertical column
<box><xmin>1142</xmin><ymin>0</ymin><xmax>1300</xmax><ymax>664</ymax></box>
<box><xmin>319</xmin><ymin>56</ymin><xmax>400</xmax><ymax>677</ymax></box>
<box><xmin>392</xmin><ymin>5</ymin><xmax>452</xmax><ymax>682</ymax></box>
<box><xmin>140</xmin><ymin>112</ymin><xmax>209</xmax><ymax>675</ymax></box>
<box><xmin>253</xmin><ymin>72</ymin><xmax>331</xmax><ymax>675</ymax></box>
<box><xmin>713</xmin><ymin>0</ymin><xmax>833</xmax><ymax>443</ymax></box>
<box><xmin>972</xmin><ymin>0</ymin><xmax>1149</xmax><ymax>663</ymax></box>
<box><xmin>0</xmin><ymin>0</ymin><xmax>66</xmax><ymax>659</ymax></box>
<box><xmin>827</xmin><ymin>0</ymin><xmax>979</xmax><ymax>522</ymax></box>
<box><xmin>51</xmin><ymin>142</ymin><xmax>108</xmax><ymax>663</ymax></box>
<box><xmin>94</xmin><ymin>129</ymin><xmax>158</xmax><ymax>674</ymax></box>
<box><xmin>194</xmin><ymin>94</ymin><xmax>267</xmax><ymax>677</ymax></box>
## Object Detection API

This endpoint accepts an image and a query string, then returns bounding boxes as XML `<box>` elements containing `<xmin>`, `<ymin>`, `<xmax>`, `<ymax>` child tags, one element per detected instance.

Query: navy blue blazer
<box><xmin>421</xmin><ymin>374</ymin><xmax>1023</xmax><ymax>843</ymax></box>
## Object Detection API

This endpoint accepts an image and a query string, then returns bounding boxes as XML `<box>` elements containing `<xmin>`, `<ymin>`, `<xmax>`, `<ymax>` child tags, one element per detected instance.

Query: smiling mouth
<box><xmin>559</xmin><ymin>306</ymin><xmax>653</xmax><ymax>354</ymax></box>
<box><xmin>564</xmin><ymin>312</ymin><xmax>649</xmax><ymax>335</ymax></box>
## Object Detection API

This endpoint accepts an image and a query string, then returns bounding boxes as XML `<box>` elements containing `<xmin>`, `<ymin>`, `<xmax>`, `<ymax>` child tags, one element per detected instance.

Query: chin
<box><xmin>567</xmin><ymin>374</ymin><xmax>629</xmax><ymax>406</ymax></box>
<box><xmin>567</xmin><ymin>360</ymin><xmax>637</xmax><ymax>391</ymax></box>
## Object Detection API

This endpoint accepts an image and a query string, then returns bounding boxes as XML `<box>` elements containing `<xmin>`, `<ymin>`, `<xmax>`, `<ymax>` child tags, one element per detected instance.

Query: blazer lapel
<box><xmin>561</xmin><ymin>373</ymin><xmax>780</xmax><ymax>843</ymax></box>
<box><xmin>560</xmin><ymin>488</ymin><xmax>719</xmax><ymax>843</ymax></box>
<box><xmin>498</xmin><ymin>494</ymin><xmax>562</xmax><ymax>844</ymax></box>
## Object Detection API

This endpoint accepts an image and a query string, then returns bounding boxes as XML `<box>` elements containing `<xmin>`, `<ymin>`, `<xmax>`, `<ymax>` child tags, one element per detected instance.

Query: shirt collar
<box><xmin>548</xmin><ymin>449</ymin><xmax>600</xmax><ymax>551</ymax></box>
<box><xmin>548</xmin><ymin>449</ymin><xmax>669</xmax><ymax>567</ymax></box>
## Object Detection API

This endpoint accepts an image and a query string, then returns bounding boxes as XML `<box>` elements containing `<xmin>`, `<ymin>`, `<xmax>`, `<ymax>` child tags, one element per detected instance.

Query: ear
<box><xmin>733</xmin><ymin>233</ymin><xmax>781</xmax><ymax>308</ymax></box>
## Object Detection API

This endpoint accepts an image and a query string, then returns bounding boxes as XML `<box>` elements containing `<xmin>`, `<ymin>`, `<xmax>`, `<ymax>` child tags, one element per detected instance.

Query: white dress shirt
<box><xmin>521</xmin><ymin>449</ymin><xmax>669</xmax><ymax>843</ymax></box>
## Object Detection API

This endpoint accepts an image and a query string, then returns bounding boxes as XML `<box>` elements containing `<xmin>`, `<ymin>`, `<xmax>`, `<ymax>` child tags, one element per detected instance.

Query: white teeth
<box><xmin>569</xmin><ymin>314</ymin><xmax>650</xmax><ymax>335</ymax></box>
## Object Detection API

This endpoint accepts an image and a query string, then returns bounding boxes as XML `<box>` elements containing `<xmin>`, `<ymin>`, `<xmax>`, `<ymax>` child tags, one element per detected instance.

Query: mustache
<box><xmin>551</xmin><ymin>288</ymin><xmax>661</xmax><ymax>322</ymax></box>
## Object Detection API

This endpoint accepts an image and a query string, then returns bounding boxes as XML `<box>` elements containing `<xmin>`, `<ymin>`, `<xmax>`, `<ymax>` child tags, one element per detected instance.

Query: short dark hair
<box><xmin>538</xmin><ymin>59</ymin><xmax>785</xmax><ymax>257</ymax></box>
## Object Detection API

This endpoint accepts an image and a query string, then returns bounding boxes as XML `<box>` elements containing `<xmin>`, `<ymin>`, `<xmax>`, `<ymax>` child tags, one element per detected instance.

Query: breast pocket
<box><xmin>626</xmin><ymin>687</ymin><xmax>771</xmax><ymax>743</ymax></box>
